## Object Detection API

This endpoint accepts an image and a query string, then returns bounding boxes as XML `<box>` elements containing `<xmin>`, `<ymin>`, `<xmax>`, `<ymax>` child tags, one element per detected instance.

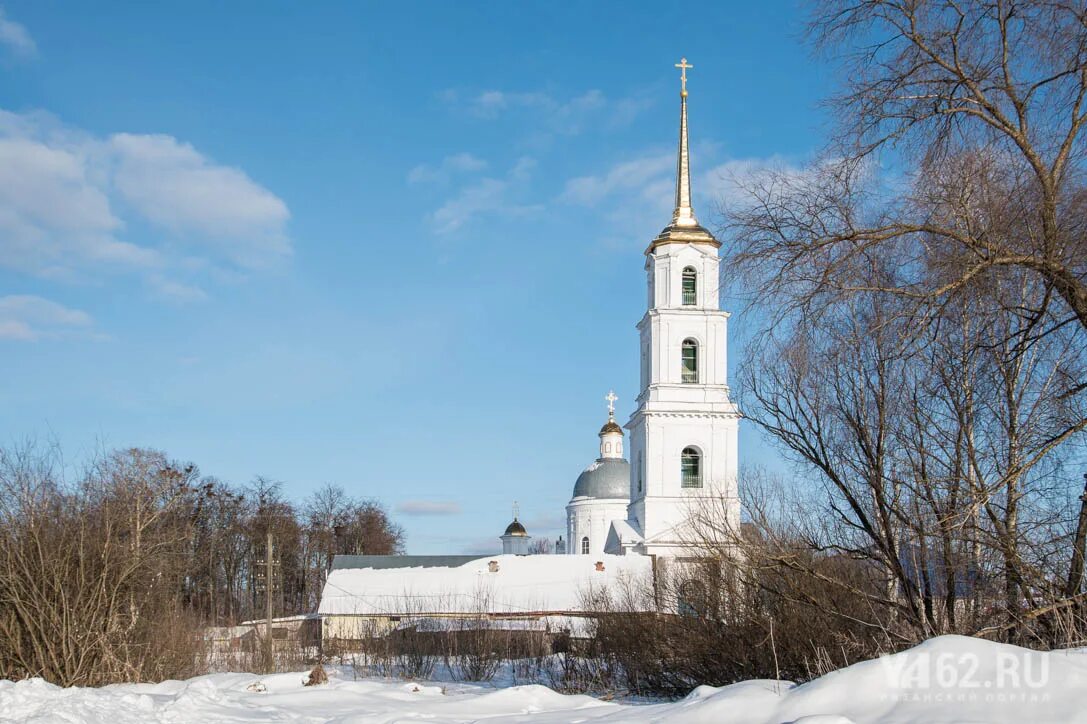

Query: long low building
<box><xmin>318</xmin><ymin>553</ymin><xmax>655</xmax><ymax>641</ymax></box>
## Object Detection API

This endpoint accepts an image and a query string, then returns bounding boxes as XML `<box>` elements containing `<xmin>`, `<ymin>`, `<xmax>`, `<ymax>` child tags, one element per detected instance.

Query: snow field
<box><xmin>3</xmin><ymin>635</ymin><xmax>1087</xmax><ymax>723</ymax></box>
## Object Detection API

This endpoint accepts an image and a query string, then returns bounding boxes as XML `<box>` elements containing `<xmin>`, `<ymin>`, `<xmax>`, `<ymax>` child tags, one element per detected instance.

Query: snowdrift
<box><xmin>2</xmin><ymin>635</ymin><xmax>1086</xmax><ymax>723</ymax></box>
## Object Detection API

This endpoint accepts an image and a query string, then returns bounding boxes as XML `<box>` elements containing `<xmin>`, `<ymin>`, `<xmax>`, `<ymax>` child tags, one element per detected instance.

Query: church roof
<box><xmin>503</xmin><ymin>518</ymin><xmax>528</xmax><ymax>537</ymax></box>
<box><xmin>604</xmin><ymin>519</ymin><xmax>645</xmax><ymax>555</ymax></box>
<box><xmin>599</xmin><ymin>419</ymin><xmax>623</xmax><ymax>436</ymax></box>
<box><xmin>318</xmin><ymin>553</ymin><xmax>654</xmax><ymax>616</ymax></box>
<box><xmin>572</xmin><ymin>457</ymin><xmax>630</xmax><ymax>500</ymax></box>
<box><xmin>330</xmin><ymin>555</ymin><xmax>480</xmax><ymax>571</ymax></box>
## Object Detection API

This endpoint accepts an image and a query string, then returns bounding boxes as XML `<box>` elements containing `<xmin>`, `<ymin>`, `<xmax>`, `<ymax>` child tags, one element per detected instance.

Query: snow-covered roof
<box><xmin>604</xmin><ymin>519</ymin><xmax>644</xmax><ymax>554</ymax></box>
<box><xmin>330</xmin><ymin>555</ymin><xmax>481</xmax><ymax>571</ymax></box>
<box><xmin>239</xmin><ymin>613</ymin><xmax>319</xmax><ymax>626</ymax></box>
<box><xmin>318</xmin><ymin>554</ymin><xmax>653</xmax><ymax>616</ymax></box>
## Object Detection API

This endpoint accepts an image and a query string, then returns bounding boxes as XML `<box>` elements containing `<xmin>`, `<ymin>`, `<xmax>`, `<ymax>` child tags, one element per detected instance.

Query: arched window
<box><xmin>682</xmin><ymin>267</ymin><xmax>697</xmax><ymax>305</ymax></box>
<box><xmin>581</xmin><ymin>536</ymin><xmax>590</xmax><ymax>554</ymax></box>
<box><xmin>681</xmin><ymin>447</ymin><xmax>702</xmax><ymax>488</ymax></box>
<box><xmin>678</xmin><ymin>580</ymin><xmax>706</xmax><ymax>617</ymax></box>
<box><xmin>681</xmin><ymin>339</ymin><xmax>698</xmax><ymax>383</ymax></box>
<box><xmin>637</xmin><ymin>451</ymin><xmax>643</xmax><ymax>493</ymax></box>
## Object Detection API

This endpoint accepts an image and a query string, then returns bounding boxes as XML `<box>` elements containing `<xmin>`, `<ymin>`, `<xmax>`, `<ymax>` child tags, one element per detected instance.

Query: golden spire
<box><xmin>672</xmin><ymin>57</ymin><xmax>698</xmax><ymax>228</ymax></box>
<box><xmin>646</xmin><ymin>57</ymin><xmax>720</xmax><ymax>253</ymax></box>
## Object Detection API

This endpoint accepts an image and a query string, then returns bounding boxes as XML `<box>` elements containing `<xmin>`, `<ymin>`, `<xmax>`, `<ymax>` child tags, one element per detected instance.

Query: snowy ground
<box><xmin>4</xmin><ymin>635</ymin><xmax>1087</xmax><ymax>723</ymax></box>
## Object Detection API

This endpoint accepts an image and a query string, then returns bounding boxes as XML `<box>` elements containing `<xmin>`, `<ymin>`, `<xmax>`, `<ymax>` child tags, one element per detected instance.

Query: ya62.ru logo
<box><xmin>879</xmin><ymin>651</ymin><xmax>1048</xmax><ymax>691</ymax></box>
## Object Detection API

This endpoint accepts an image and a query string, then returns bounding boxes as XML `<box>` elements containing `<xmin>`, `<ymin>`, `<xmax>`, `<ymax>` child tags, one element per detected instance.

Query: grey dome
<box><xmin>572</xmin><ymin>458</ymin><xmax>630</xmax><ymax>500</ymax></box>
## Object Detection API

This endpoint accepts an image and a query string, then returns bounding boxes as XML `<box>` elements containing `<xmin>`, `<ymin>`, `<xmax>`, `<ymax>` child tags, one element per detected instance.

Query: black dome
<box><xmin>503</xmin><ymin>518</ymin><xmax>527</xmax><ymax>536</ymax></box>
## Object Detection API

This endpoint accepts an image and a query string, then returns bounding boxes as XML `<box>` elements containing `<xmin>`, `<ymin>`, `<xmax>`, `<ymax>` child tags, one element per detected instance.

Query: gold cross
<box><xmin>605</xmin><ymin>390</ymin><xmax>618</xmax><ymax>416</ymax></box>
<box><xmin>675</xmin><ymin>57</ymin><xmax>693</xmax><ymax>96</ymax></box>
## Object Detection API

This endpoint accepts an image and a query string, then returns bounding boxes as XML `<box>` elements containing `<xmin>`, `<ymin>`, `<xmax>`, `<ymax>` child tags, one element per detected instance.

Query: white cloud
<box><xmin>0</xmin><ymin>127</ymin><xmax>158</xmax><ymax>276</ymax></box>
<box><xmin>0</xmin><ymin>108</ymin><xmax>290</xmax><ymax>292</ymax></box>
<box><xmin>699</xmin><ymin>155</ymin><xmax>798</xmax><ymax>209</ymax></box>
<box><xmin>0</xmin><ymin>295</ymin><xmax>93</xmax><ymax>341</ymax></box>
<box><xmin>407</xmin><ymin>152</ymin><xmax>487</xmax><ymax>184</ymax></box>
<box><xmin>146</xmin><ymin>275</ymin><xmax>209</xmax><ymax>303</ymax></box>
<box><xmin>0</xmin><ymin>9</ymin><xmax>36</xmax><ymax>60</ymax></box>
<box><xmin>557</xmin><ymin>150</ymin><xmax>797</xmax><ymax>250</ymax></box>
<box><xmin>431</xmin><ymin>157</ymin><xmax>541</xmax><ymax>234</ymax></box>
<box><xmin>441</xmin><ymin>88</ymin><xmax>638</xmax><ymax>135</ymax></box>
<box><xmin>563</xmin><ymin>152</ymin><xmax>797</xmax><ymax>215</ymax></box>
<box><xmin>432</xmin><ymin>178</ymin><xmax>509</xmax><ymax>233</ymax></box>
<box><xmin>509</xmin><ymin>156</ymin><xmax>536</xmax><ymax>181</ymax></box>
<box><xmin>460</xmin><ymin>90</ymin><xmax>553</xmax><ymax>118</ymax></box>
<box><xmin>560</xmin><ymin>152</ymin><xmax>674</xmax><ymax>208</ymax></box>
<box><xmin>110</xmin><ymin>133</ymin><xmax>290</xmax><ymax>268</ymax></box>
<box><xmin>396</xmin><ymin>500</ymin><xmax>462</xmax><ymax>516</ymax></box>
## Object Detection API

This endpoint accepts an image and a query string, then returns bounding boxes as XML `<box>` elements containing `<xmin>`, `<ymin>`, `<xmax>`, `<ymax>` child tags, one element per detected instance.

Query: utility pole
<box><xmin>265</xmin><ymin>529</ymin><xmax>274</xmax><ymax>673</ymax></box>
<box><xmin>1065</xmin><ymin>473</ymin><xmax>1087</xmax><ymax>597</ymax></box>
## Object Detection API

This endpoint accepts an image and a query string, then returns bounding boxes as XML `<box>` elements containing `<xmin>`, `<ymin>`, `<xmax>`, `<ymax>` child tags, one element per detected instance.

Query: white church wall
<box><xmin>648</xmin><ymin>245</ymin><xmax>720</xmax><ymax>311</ymax></box>
<box><xmin>626</xmin><ymin>412</ymin><xmax>739</xmax><ymax>549</ymax></box>
<box><xmin>566</xmin><ymin>497</ymin><xmax>629</xmax><ymax>557</ymax></box>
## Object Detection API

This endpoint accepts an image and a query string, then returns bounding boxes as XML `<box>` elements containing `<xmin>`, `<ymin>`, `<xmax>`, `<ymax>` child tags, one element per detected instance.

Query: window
<box><xmin>641</xmin><ymin>343</ymin><xmax>649</xmax><ymax>389</ymax></box>
<box><xmin>682</xmin><ymin>267</ymin><xmax>697</xmax><ymax>305</ymax></box>
<box><xmin>581</xmin><ymin>536</ymin><xmax>590</xmax><ymax>554</ymax></box>
<box><xmin>681</xmin><ymin>339</ymin><xmax>698</xmax><ymax>383</ymax></box>
<box><xmin>681</xmin><ymin>447</ymin><xmax>702</xmax><ymax>488</ymax></box>
<box><xmin>678</xmin><ymin>580</ymin><xmax>706</xmax><ymax>617</ymax></box>
<box><xmin>637</xmin><ymin>451</ymin><xmax>643</xmax><ymax>493</ymax></box>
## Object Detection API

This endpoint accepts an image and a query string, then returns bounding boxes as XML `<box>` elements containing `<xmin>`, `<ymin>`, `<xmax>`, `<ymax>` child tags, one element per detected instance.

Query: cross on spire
<box><xmin>675</xmin><ymin>57</ymin><xmax>693</xmax><ymax>96</ymax></box>
<box><xmin>672</xmin><ymin>56</ymin><xmax>697</xmax><ymax>228</ymax></box>
<box><xmin>605</xmin><ymin>390</ymin><xmax>618</xmax><ymax>418</ymax></box>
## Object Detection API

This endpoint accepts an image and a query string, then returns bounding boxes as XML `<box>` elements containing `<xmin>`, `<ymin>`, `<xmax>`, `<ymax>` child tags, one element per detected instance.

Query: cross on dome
<box><xmin>605</xmin><ymin>390</ymin><xmax>618</xmax><ymax>418</ymax></box>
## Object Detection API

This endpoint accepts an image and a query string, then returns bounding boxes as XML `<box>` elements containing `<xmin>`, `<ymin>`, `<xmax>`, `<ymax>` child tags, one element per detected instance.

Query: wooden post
<box><xmin>266</xmin><ymin>529</ymin><xmax>274</xmax><ymax>673</ymax></box>
<box><xmin>1064</xmin><ymin>473</ymin><xmax>1087</xmax><ymax>597</ymax></box>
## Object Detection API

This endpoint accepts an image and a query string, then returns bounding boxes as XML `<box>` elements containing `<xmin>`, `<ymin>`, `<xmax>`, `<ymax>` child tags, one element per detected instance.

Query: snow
<box><xmin>318</xmin><ymin>554</ymin><xmax>654</xmax><ymax>616</ymax></box>
<box><xmin>4</xmin><ymin>635</ymin><xmax>1087</xmax><ymax>723</ymax></box>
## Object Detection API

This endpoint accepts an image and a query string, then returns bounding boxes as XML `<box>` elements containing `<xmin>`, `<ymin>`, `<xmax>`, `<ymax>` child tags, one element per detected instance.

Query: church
<box><xmin>318</xmin><ymin>59</ymin><xmax>740</xmax><ymax>636</ymax></box>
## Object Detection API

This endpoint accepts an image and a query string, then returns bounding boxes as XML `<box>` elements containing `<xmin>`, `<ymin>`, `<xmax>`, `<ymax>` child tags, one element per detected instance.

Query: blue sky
<box><xmin>0</xmin><ymin>2</ymin><xmax>832</xmax><ymax>553</ymax></box>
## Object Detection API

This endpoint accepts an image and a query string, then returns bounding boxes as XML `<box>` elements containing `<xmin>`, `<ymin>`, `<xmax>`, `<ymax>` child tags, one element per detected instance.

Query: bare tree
<box><xmin>528</xmin><ymin>537</ymin><xmax>554</xmax><ymax>555</ymax></box>
<box><xmin>729</xmin><ymin>1</ymin><xmax>1087</xmax><ymax>340</ymax></box>
<box><xmin>0</xmin><ymin>442</ymin><xmax>410</xmax><ymax>684</ymax></box>
<box><xmin>0</xmin><ymin>445</ymin><xmax>207</xmax><ymax>685</ymax></box>
<box><xmin>719</xmin><ymin>0</ymin><xmax>1087</xmax><ymax>647</ymax></box>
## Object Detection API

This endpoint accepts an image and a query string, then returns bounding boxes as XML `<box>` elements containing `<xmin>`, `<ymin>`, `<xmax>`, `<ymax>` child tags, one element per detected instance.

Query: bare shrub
<box><xmin>389</xmin><ymin>622</ymin><xmax>438</xmax><ymax>680</ymax></box>
<box><xmin>304</xmin><ymin>664</ymin><xmax>328</xmax><ymax>686</ymax></box>
<box><xmin>441</xmin><ymin>621</ymin><xmax>508</xmax><ymax>682</ymax></box>
<box><xmin>582</xmin><ymin>550</ymin><xmax>890</xmax><ymax>697</ymax></box>
<box><xmin>0</xmin><ymin>444</ymin><xmax>208</xmax><ymax>685</ymax></box>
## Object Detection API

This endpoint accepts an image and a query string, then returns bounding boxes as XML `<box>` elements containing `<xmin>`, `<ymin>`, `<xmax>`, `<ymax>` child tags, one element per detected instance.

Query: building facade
<box><xmin>607</xmin><ymin>58</ymin><xmax>741</xmax><ymax>557</ymax></box>
<box><xmin>566</xmin><ymin>394</ymin><xmax>631</xmax><ymax>556</ymax></box>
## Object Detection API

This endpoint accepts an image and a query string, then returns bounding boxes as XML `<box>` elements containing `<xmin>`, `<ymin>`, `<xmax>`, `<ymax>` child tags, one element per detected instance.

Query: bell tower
<box><xmin>622</xmin><ymin>58</ymin><xmax>740</xmax><ymax>556</ymax></box>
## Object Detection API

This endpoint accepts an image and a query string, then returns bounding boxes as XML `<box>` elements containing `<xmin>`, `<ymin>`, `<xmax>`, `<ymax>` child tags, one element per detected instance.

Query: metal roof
<box><xmin>330</xmin><ymin>555</ymin><xmax>485</xmax><ymax>571</ymax></box>
<box><xmin>572</xmin><ymin>457</ymin><xmax>631</xmax><ymax>499</ymax></box>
